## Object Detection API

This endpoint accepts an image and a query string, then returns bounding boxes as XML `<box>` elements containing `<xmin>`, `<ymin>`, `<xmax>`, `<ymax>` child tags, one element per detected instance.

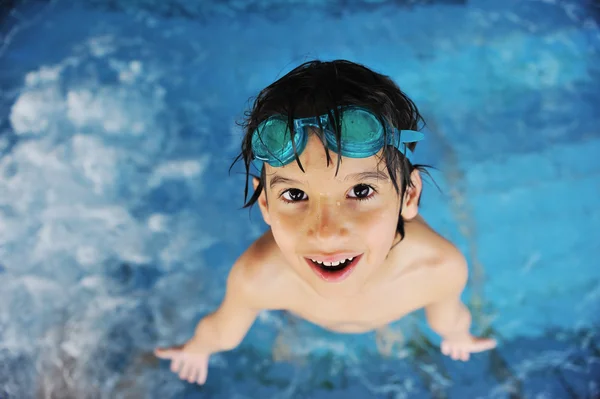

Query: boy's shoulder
<box><xmin>388</xmin><ymin>216</ymin><xmax>468</xmax><ymax>302</ymax></box>
<box><xmin>227</xmin><ymin>229</ymin><xmax>297</xmax><ymax>310</ymax></box>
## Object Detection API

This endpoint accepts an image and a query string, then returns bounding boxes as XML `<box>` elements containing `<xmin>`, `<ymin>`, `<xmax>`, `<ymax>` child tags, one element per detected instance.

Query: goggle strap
<box><xmin>397</xmin><ymin>129</ymin><xmax>425</xmax><ymax>143</ymax></box>
<box><xmin>385</xmin><ymin>129</ymin><xmax>424</xmax><ymax>162</ymax></box>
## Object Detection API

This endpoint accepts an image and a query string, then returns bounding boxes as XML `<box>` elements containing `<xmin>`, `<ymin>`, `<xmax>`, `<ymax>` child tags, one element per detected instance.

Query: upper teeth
<box><xmin>310</xmin><ymin>257</ymin><xmax>355</xmax><ymax>267</ymax></box>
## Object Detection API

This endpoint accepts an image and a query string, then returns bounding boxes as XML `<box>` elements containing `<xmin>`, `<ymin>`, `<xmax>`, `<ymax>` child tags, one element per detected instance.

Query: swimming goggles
<box><xmin>251</xmin><ymin>106</ymin><xmax>424</xmax><ymax>167</ymax></box>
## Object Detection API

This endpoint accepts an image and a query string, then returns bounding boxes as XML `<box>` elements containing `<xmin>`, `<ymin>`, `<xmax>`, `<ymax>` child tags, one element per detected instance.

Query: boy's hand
<box><xmin>440</xmin><ymin>335</ymin><xmax>497</xmax><ymax>361</ymax></box>
<box><xmin>154</xmin><ymin>339</ymin><xmax>210</xmax><ymax>385</ymax></box>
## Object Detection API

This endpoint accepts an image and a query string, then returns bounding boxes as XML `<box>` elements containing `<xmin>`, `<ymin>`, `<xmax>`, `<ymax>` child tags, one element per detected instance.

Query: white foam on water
<box><xmin>147</xmin><ymin>156</ymin><xmax>209</xmax><ymax>188</ymax></box>
<box><xmin>10</xmin><ymin>86</ymin><xmax>64</xmax><ymax>136</ymax></box>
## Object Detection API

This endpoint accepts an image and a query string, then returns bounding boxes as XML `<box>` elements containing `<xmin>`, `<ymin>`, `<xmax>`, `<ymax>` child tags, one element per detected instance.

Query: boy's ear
<box><xmin>401</xmin><ymin>169</ymin><xmax>422</xmax><ymax>220</ymax></box>
<box><xmin>253</xmin><ymin>177</ymin><xmax>271</xmax><ymax>226</ymax></box>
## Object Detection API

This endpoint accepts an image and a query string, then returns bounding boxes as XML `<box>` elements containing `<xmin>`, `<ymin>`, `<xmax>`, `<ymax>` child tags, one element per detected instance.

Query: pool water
<box><xmin>0</xmin><ymin>0</ymin><xmax>599</xmax><ymax>397</ymax></box>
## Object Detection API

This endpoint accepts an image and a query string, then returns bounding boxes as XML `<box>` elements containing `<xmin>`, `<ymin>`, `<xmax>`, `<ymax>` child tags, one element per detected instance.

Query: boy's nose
<box><xmin>305</xmin><ymin>195</ymin><xmax>349</xmax><ymax>240</ymax></box>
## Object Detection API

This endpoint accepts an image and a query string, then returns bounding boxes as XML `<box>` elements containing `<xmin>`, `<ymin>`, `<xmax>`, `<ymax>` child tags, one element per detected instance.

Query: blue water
<box><xmin>1</xmin><ymin>0</ymin><xmax>599</xmax><ymax>397</ymax></box>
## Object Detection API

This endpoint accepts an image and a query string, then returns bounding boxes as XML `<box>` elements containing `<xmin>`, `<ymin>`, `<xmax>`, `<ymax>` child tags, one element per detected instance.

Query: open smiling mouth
<box><xmin>304</xmin><ymin>255</ymin><xmax>363</xmax><ymax>282</ymax></box>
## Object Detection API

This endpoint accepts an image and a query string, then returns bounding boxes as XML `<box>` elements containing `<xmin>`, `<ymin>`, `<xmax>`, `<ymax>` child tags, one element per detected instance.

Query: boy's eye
<box><xmin>348</xmin><ymin>184</ymin><xmax>374</xmax><ymax>199</ymax></box>
<box><xmin>282</xmin><ymin>188</ymin><xmax>307</xmax><ymax>202</ymax></box>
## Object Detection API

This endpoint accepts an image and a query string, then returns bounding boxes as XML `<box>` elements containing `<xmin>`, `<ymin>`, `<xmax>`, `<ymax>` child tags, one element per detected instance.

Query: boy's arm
<box><xmin>191</xmin><ymin>259</ymin><xmax>262</xmax><ymax>353</ymax></box>
<box><xmin>155</xmin><ymin>235</ymin><xmax>277</xmax><ymax>384</ymax></box>
<box><xmin>424</xmin><ymin>254</ymin><xmax>496</xmax><ymax>360</ymax></box>
<box><xmin>424</xmin><ymin>255</ymin><xmax>470</xmax><ymax>339</ymax></box>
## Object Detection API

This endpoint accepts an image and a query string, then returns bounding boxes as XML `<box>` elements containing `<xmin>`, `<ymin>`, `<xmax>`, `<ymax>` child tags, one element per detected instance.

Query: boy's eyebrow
<box><xmin>268</xmin><ymin>169</ymin><xmax>389</xmax><ymax>189</ymax></box>
<box><xmin>344</xmin><ymin>169</ymin><xmax>389</xmax><ymax>182</ymax></box>
<box><xmin>269</xmin><ymin>174</ymin><xmax>304</xmax><ymax>189</ymax></box>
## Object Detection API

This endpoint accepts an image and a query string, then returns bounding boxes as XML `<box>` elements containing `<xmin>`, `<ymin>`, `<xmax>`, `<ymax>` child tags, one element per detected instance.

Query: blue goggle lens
<box><xmin>326</xmin><ymin>107</ymin><xmax>385</xmax><ymax>157</ymax></box>
<box><xmin>251</xmin><ymin>117</ymin><xmax>307</xmax><ymax>167</ymax></box>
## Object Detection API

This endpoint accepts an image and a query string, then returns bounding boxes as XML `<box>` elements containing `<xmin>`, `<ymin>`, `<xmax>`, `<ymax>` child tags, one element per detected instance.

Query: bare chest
<box><xmin>286</xmin><ymin>281</ymin><xmax>423</xmax><ymax>333</ymax></box>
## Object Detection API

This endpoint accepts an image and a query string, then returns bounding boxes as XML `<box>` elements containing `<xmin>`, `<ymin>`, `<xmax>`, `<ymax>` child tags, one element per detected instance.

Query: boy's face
<box><xmin>256</xmin><ymin>133</ymin><xmax>421</xmax><ymax>298</ymax></box>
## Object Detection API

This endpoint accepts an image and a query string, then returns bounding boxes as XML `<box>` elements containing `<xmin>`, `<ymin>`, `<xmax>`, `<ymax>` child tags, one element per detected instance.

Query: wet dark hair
<box><xmin>231</xmin><ymin>59</ymin><xmax>429</xmax><ymax>240</ymax></box>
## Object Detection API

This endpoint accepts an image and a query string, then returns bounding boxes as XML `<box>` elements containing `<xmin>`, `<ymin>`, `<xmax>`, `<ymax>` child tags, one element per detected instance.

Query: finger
<box><xmin>186</xmin><ymin>362</ymin><xmax>199</xmax><ymax>383</ymax></box>
<box><xmin>197</xmin><ymin>364</ymin><xmax>208</xmax><ymax>385</ymax></box>
<box><xmin>171</xmin><ymin>357</ymin><xmax>183</xmax><ymax>373</ymax></box>
<box><xmin>451</xmin><ymin>347</ymin><xmax>460</xmax><ymax>360</ymax></box>
<box><xmin>441</xmin><ymin>341</ymin><xmax>450</xmax><ymax>356</ymax></box>
<box><xmin>155</xmin><ymin>348</ymin><xmax>177</xmax><ymax>359</ymax></box>
<box><xmin>185</xmin><ymin>366</ymin><xmax>197</xmax><ymax>384</ymax></box>
<box><xmin>470</xmin><ymin>339</ymin><xmax>497</xmax><ymax>353</ymax></box>
<box><xmin>179</xmin><ymin>362</ymin><xmax>193</xmax><ymax>381</ymax></box>
<box><xmin>186</xmin><ymin>363</ymin><xmax>198</xmax><ymax>383</ymax></box>
<box><xmin>460</xmin><ymin>350</ymin><xmax>470</xmax><ymax>362</ymax></box>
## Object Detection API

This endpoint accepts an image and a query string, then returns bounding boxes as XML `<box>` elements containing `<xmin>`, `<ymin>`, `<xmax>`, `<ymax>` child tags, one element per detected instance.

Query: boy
<box><xmin>155</xmin><ymin>60</ymin><xmax>497</xmax><ymax>385</ymax></box>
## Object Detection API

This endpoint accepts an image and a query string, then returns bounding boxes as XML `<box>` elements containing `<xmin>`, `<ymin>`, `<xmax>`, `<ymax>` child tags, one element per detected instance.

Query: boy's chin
<box><xmin>308</xmin><ymin>279</ymin><xmax>365</xmax><ymax>299</ymax></box>
<box><xmin>301</xmin><ymin>267</ymin><xmax>367</xmax><ymax>298</ymax></box>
